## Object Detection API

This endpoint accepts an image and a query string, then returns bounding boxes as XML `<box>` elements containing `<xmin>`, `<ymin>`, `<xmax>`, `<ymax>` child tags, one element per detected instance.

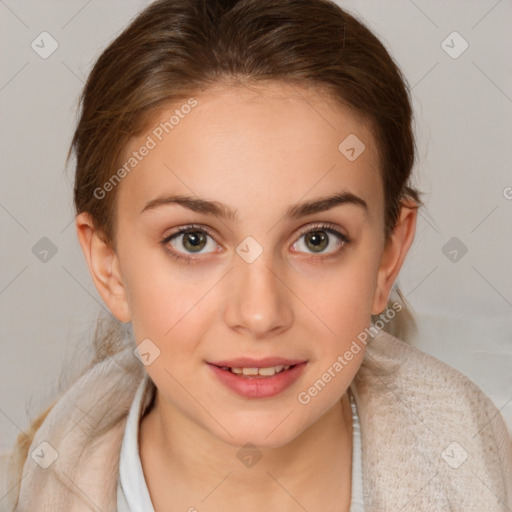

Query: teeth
<box><xmin>227</xmin><ymin>365</ymin><xmax>292</xmax><ymax>376</ymax></box>
<box><xmin>243</xmin><ymin>367</ymin><xmax>259</xmax><ymax>376</ymax></box>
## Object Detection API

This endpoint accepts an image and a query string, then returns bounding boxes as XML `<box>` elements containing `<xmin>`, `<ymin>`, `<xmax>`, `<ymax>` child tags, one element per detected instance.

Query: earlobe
<box><xmin>371</xmin><ymin>202</ymin><xmax>417</xmax><ymax>315</ymax></box>
<box><xmin>75</xmin><ymin>212</ymin><xmax>131</xmax><ymax>323</ymax></box>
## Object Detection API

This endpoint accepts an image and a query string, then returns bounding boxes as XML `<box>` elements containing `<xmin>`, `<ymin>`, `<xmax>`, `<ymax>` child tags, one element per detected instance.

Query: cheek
<box><xmin>296</xmin><ymin>268</ymin><xmax>373</xmax><ymax>410</ymax></box>
<box><xmin>302</xmin><ymin>257</ymin><xmax>378</xmax><ymax>333</ymax></box>
<box><xmin>293</xmin><ymin>252</ymin><xmax>379</xmax><ymax>399</ymax></box>
<box><xmin>128</xmin><ymin>277</ymin><xmax>205</xmax><ymax>344</ymax></box>
<box><xmin>121</xmin><ymin>253</ymin><xmax>223</xmax><ymax>363</ymax></box>
<box><xmin>118</xmin><ymin>237</ymin><xmax>196</xmax><ymax>339</ymax></box>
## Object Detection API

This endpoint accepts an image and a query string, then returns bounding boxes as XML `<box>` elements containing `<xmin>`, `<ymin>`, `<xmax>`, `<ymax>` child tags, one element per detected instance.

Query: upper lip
<box><xmin>208</xmin><ymin>357</ymin><xmax>306</xmax><ymax>368</ymax></box>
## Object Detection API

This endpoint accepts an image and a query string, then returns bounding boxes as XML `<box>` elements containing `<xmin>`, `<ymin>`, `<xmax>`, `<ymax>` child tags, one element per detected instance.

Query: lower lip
<box><xmin>207</xmin><ymin>362</ymin><xmax>307</xmax><ymax>399</ymax></box>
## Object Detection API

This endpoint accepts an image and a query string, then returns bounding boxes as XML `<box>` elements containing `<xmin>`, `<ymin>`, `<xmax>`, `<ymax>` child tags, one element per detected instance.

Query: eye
<box><xmin>161</xmin><ymin>224</ymin><xmax>220</xmax><ymax>263</ymax></box>
<box><xmin>291</xmin><ymin>222</ymin><xmax>350</xmax><ymax>257</ymax></box>
<box><xmin>161</xmin><ymin>222</ymin><xmax>350</xmax><ymax>265</ymax></box>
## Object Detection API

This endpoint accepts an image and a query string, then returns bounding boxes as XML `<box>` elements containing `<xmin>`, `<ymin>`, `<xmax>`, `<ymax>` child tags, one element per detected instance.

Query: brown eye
<box><xmin>291</xmin><ymin>223</ymin><xmax>349</xmax><ymax>257</ymax></box>
<box><xmin>180</xmin><ymin>231</ymin><xmax>207</xmax><ymax>253</ymax></box>
<box><xmin>163</xmin><ymin>225</ymin><xmax>219</xmax><ymax>258</ymax></box>
<box><xmin>304</xmin><ymin>231</ymin><xmax>329</xmax><ymax>253</ymax></box>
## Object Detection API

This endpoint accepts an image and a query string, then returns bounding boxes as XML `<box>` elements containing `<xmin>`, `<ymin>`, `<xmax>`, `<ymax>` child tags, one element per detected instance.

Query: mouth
<box><xmin>215</xmin><ymin>363</ymin><xmax>297</xmax><ymax>377</ymax></box>
<box><xmin>207</xmin><ymin>359</ymin><xmax>307</xmax><ymax>399</ymax></box>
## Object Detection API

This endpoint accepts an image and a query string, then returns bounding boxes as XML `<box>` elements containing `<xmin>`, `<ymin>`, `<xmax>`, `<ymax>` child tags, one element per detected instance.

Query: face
<box><xmin>80</xmin><ymin>81</ymin><xmax>411</xmax><ymax>449</ymax></box>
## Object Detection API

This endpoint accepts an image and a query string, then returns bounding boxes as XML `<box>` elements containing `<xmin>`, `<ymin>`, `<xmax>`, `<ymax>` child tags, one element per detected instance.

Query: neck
<box><xmin>139</xmin><ymin>390</ymin><xmax>354</xmax><ymax>511</ymax></box>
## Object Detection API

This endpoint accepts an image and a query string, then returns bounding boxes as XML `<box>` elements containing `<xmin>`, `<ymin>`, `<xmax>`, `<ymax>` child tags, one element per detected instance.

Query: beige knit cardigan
<box><xmin>2</xmin><ymin>330</ymin><xmax>511</xmax><ymax>511</ymax></box>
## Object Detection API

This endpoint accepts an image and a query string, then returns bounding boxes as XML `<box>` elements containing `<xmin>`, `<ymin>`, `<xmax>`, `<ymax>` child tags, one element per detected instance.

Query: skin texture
<box><xmin>76</xmin><ymin>81</ymin><xmax>416</xmax><ymax>511</ymax></box>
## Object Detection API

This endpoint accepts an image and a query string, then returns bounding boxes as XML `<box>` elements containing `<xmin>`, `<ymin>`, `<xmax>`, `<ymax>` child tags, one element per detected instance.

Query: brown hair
<box><xmin>9</xmin><ymin>0</ymin><xmax>421</xmax><ymax>500</ymax></box>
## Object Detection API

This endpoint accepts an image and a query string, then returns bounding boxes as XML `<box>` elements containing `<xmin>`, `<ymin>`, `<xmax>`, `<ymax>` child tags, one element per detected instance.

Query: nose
<box><xmin>223</xmin><ymin>250</ymin><xmax>294</xmax><ymax>340</ymax></box>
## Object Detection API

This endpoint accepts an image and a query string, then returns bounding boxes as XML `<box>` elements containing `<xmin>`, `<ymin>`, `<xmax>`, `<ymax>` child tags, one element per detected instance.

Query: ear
<box><xmin>75</xmin><ymin>212</ymin><xmax>131</xmax><ymax>322</ymax></box>
<box><xmin>371</xmin><ymin>201</ymin><xmax>417</xmax><ymax>315</ymax></box>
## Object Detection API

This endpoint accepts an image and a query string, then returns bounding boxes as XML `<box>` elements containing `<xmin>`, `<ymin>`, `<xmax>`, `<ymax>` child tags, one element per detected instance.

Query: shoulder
<box><xmin>361</xmin><ymin>329</ymin><xmax>505</xmax><ymax>407</ymax></box>
<box><xmin>358</xmin><ymin>330</ymin><xmax>509</xmax><ymax>437</ymax></box>
<box><xmin>7</xmin><ymin>345</ymin><xmax>146</xmax><ymax>511</ymax></box>
<box><xmin>0</xmin><ymin>449</ymin><xmax>19</xmax><ymax>512</ymax></box>
<box><xmin>352</xmin><ymin>330</ymin><xmax>512</xmax><ymax>507</ymax></box>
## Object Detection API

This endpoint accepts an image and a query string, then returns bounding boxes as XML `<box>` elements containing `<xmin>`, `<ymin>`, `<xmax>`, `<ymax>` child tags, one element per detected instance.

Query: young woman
<box><xmin>3</xmin><ymin>0</ymin><xmax>511</xmax><ymax>511</ymax></box>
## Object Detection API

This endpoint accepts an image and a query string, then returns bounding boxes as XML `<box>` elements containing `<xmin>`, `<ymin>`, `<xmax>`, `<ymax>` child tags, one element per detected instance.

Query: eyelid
<box><xmin>162</xmin><ymin>223</ymin><xmax>220</xmax><ymax>245</ymax></box>
<box><xmin>295</xmin><ymin>221</ymin><xmax>350</xmax><ymax>243</ymax></box>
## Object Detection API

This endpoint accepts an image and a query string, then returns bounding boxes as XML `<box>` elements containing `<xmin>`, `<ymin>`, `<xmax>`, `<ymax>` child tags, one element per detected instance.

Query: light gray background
<box><xmin>1</xmin><ymin>0</ymin><xmax>511</xmax><ymax>456</ymax></box>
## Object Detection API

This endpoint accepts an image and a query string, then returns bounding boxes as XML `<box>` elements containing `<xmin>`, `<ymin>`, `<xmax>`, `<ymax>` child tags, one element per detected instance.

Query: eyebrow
<box><xmin>140</xmin><ymin>191</ymin><xmax>368</xmax><ymax>220</ymax></box>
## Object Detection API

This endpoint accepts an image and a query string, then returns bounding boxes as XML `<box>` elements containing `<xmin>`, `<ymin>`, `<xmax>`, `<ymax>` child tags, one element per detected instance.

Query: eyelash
<box><xmin>160</xmin><ymin>222</ymin><xmax>351</xmax><ymax>265</ymax></box>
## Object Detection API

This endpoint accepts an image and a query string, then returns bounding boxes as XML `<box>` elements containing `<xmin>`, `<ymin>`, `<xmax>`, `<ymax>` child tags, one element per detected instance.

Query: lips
<box><xmin>207</xmin><ymin>358</ymin><xmax>307</xmax><ymax>399</ymax></box>
<box><xmin>208</xmin><ymin>357</ymin><xmax>306</xmax><ymax>368</ymax></box>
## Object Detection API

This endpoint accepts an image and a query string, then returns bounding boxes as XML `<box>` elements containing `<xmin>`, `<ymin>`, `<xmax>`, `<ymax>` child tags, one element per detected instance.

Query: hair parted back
<box><xmin>72</xmin><ymin>0</ymin><xmax>420</xmax><ymax>243</ymax></box>
<box><xmin>9</xmin><ymin>0</ymin><xmax>421</xmax><ymax>497</ymax></box>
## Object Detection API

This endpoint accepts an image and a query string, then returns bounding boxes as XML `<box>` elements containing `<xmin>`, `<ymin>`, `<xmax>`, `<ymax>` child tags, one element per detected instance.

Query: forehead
<box><xmin>116</xmin><ymin>81</ymin><xmax>383</xmax><ymax>224</ymax></box>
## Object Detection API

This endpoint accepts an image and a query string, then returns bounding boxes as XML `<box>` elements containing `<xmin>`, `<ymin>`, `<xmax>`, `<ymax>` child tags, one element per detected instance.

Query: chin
<box><xmin>211</xmin><ymin>415</ymin><xmax>307</xmax><ymax>451</ymax></box>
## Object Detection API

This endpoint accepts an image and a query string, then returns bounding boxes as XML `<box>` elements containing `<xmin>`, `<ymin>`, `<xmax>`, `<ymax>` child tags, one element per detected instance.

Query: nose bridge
<box><xmin>223</xmin><ymin>244</ymin><xmax>293</xmax><ymax>338</ymax></box>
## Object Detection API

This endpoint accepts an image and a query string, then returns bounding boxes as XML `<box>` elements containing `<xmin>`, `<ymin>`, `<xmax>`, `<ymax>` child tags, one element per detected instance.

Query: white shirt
<box><xmin>117</xmin><ymin>377</ymin><xmax>365</xmax><ymax>511</ymax></box>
